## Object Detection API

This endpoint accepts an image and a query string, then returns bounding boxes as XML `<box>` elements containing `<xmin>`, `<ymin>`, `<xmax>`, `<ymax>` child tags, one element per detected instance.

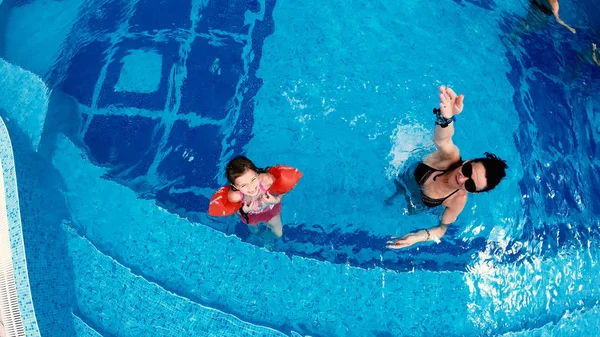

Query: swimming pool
<box><xmin>0</xmin><ymin>0</ymin><xmax>599</xmax><ymax>335</ymax></box>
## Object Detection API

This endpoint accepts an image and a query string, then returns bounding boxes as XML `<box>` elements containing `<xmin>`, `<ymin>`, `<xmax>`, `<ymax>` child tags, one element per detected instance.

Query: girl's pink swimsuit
<box><xmin>238</xmin><ymin>182</ymin><xmax>282</xmax><ymax>225</ymax></box>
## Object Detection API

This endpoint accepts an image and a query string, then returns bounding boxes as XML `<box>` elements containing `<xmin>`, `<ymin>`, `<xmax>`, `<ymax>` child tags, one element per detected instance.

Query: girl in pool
<box><xmin>210</xmin><ymin>156</ymin><xmax>301</xmax><ymax>237</ymax></box>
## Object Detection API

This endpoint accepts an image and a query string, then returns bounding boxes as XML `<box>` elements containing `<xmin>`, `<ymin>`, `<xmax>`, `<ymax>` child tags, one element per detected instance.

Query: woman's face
<box><xmin>453</xmin><ymin>161</ymin><xmax>487</xmax><ymax>192</ymax></box>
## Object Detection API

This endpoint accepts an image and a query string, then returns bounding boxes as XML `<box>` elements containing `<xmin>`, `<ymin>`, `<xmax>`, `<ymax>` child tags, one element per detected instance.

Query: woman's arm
<box><xmin>425</xmin><ymin>87</ymin><xmax>464</xmax><ymax>167</ymax></box>
<box><xmin>387</xmin><ymin>194</ymin><xmax>467</xmax><ymax>249</ymax></box>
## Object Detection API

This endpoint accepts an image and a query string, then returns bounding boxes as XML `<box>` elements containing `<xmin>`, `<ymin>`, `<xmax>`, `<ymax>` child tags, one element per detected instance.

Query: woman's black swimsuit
<box><xmin>414</xmin><ymin>159</ymin><xmax>463</xmax><ymax>207</ymax></box>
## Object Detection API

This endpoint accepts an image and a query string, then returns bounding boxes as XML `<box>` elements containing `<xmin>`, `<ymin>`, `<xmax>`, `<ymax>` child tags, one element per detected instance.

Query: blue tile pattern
<box><xmin>3</xmin><ymin>0</ymin><xmax>599</xmax><ymax>335</ymax></box>
<box><xmin>47</xmin><ymin>0</ymin><xmax>269</xmax><ymax>219</ymax></box>
<box><xmin>0</xmin><ymin>117</ymin><xmax>40</xmax><ymax>337</ymax></box>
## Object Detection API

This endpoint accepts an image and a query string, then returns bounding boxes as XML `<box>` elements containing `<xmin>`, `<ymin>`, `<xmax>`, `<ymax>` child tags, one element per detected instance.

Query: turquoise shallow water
<box><xmin>0</xmin><ymin>0</ymin><xmax>599</xmax><ymax>336</ymax></box>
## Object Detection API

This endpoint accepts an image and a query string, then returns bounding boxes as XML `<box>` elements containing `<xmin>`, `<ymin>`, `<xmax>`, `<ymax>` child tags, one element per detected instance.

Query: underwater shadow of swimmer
<box><xmin>384</xmin><ymin>152</ymin><xmax>440</xmax><ymax>216</ymax></box>
<box><xmin>501</xmin><ymin>0</ymin><xmax>556</xmax><ymax>47</ymax></box>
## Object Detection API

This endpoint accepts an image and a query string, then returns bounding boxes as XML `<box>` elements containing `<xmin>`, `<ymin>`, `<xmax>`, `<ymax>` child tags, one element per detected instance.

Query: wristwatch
<box><xmin>433</xmin><ymin>108</ymin><xmax>455</xmax><ymax>128</ymax></box>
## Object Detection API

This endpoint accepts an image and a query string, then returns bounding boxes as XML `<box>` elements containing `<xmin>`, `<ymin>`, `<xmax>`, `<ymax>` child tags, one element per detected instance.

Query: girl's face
<box><xmin>234</xmin><ymin>169</ymin><xmax>260</xmax><ymax>197</ymax></box>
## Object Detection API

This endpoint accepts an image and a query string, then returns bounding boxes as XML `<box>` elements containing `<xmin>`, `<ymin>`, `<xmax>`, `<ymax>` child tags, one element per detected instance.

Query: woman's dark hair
<box><xmin>471</xmin><ymin>152</ymin><xmax>508</xmax><ymax>192</ymax></box>
<box><xmin>225</xmin><ymin>155</ymin><xmax>259</xmax><ymax>186</ymax></box>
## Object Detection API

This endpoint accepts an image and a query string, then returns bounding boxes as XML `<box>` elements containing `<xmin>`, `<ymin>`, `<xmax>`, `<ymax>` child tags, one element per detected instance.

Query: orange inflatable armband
<box><xmin>267</xmin><ymin>165</ymin><xmax>302</xmax><ymax>195</ymax></box>
<box><xmin>208</xmin><ymin>186</ymin><xmax>242</xmax><ymax>217</ymax></box>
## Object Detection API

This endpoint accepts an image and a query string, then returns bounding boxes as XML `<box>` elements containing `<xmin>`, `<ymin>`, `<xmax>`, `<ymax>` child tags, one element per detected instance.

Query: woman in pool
<box><xmin>386</xmin><ymin>86</ymin><xmax>508</xmax><ymax>249</ymax></box>
<box><xmin>224</xmin><ymin>156</ymin><xmax>285</xmax><ymax>237</ymax></box>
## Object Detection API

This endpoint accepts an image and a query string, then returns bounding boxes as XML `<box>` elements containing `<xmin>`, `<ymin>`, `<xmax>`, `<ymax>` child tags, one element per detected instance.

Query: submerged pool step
<box><xmin>499</xmin><ymin>305</ymin><xmax>600</xmax><ymax>337</ymax></box>
<box><xmin>51</xmin><ymin>129</ymin><xmax>600</xmax><ymax>337</ymax></box>
<box><xmin>63</xmin><ymin>223</ymin><xmax>293</xmax><ymax>337</ymax></box>
<box><xmin>463</xmin><ymin>243</ymin><xmax>600</xmax><ymax>336</ymax></box>
<box><xmin>52</xmin><ymin>136</ymin><xmax>473</xmax><ymax>337</ymax></box>
<box><xmin>72</xmin><ymin>313</ymin><xmax>105</xmax><ymax>337</ymax></box>
<box><xmin>0</xmin><ymin>59</ymin><xmax>49</xmax><ymax>152</ymax></box>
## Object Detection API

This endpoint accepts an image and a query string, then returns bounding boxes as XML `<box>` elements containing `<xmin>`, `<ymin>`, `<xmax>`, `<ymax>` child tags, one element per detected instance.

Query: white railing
<box><xmin>0</xmin><ymin>116</ymin><xmax>39</xmax><ymax>337</ymax></box>
<box><xmin>0</xmin><ymin>158</ymin><xmax>25</xmax><ymax>337</ymax></box>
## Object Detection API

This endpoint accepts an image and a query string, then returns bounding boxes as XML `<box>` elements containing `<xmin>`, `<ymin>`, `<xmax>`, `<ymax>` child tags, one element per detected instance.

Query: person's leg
<box><xmin>388</xmin><ymin>173</ymin><xmax>423</xmax><ymax>214</ymax></box>
<box><xmin>593</xmin><ymin>44</ymin><xmax>600</xmax><ymax>66</ymax></box>
<box><xmin>266</xmin><ymin>214</ymin><xmax>283</xmax><ymax>238</ymax></box>
<box><xmin>403</xmin><ymin>193</ymin><xmax>420</xmax><ymax>215</ymax></box>
<box><xmin>548</xmin><ymin>0</ymin><xmax>576</xmax><ymax>33</ymax></box>
<box><xmin>384</xmin><ymin>191</ymin><xmax>401</xmax><ymax>205</ymax></box>
<box><xmin>248</xmin><ymin>224</ymin><xmax>260</xmax><ymax>234</ymax></box>
<box><xmin>385</xmin><ymin>176</ymin><xmax>407</xmax><ymax>205</ymax></box>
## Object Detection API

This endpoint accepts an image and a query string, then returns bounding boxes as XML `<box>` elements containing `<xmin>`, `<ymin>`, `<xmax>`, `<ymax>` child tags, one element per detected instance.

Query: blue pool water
<box><xmin>0</xmin><ymin>0</ymin><xmax>599</xmax><ymax>336</ymax></box>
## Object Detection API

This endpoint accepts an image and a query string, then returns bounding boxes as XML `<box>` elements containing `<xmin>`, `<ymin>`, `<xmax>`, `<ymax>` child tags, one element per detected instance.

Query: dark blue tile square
<box><xmin>194</xmin><ymin>0</ymin><xmax>260</xmax><ymax>35</ymax></box>
<box><xmin>156</xmin><ymin>120</ymin><xmax>221</xmax><ymax>186</ymax></box>
<box><xmin>88</xmin><ymin>0</ymin><xmax>131</xmax><ymax>33</ymax></box>
<box><xmin>83</xmin><ymin>114</ymin><xmax>159</xmax><ymax>168</ymax></box>
<box><xmin>130</xmin><ymin>0</ymin><xmax>192</xmax><ymax>32</ymax></box>
<box><xmin>97</xmin><ymin>36</ymin><xmax>182</xmax><ymax>111</ymax></box>
<box><xmin>178</xmin><ymin>37</ymin><xmax>244</xmax><ymax>119</ymax></box>
<box><xmin>61</xmin><ymin>40</ymin><xmax>112</xmax><ymax>106</ymax></box>
<box><xmin>155</xmin><ymin>187</ymin><xmax>209</xmax><ymax>213</ymax></box>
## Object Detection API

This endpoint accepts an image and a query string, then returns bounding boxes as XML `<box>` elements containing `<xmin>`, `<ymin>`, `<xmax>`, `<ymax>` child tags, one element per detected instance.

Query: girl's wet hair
<box><xmin>471</xmin><ymin>152</ymin><xmax>508</xmax><ymax>192</ymax></box>
<box><xmin>225</xmin><ymin>155</ymin><xmax>259</xmax><ymax>186</ymax></box>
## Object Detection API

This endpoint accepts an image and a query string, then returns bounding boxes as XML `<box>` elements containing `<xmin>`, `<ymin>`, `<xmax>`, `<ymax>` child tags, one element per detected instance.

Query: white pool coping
<box><xmin>0</xmin><ymin>116</ymin><xmax>39</xmax><ymax>337</ymax></box>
